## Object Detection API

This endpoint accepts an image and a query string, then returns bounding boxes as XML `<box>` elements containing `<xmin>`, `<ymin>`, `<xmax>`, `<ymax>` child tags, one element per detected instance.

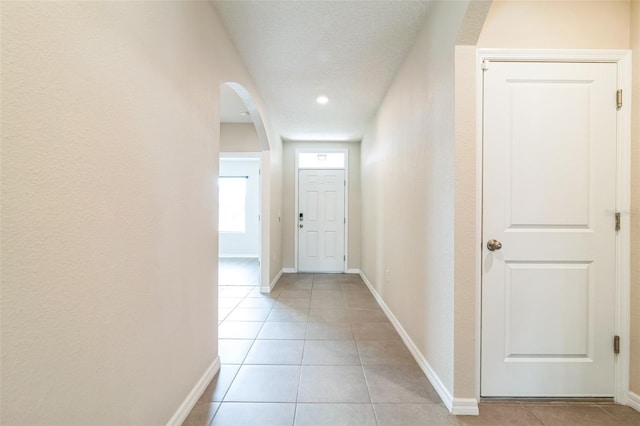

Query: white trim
<box><xmin>262</xmin><ymin>269</ymin><xmax>283</xmax><ymax>293</ymax></box>
<box><xmin>346</xmin><ymin>268</ymin><xmax>360</xmax><ymax>274</ymax></box>
<box><xmin>218</xmin><ymin>151</ymin><xmax>266</xmax><ymax>291</ymax></box>
<box><xmin>477</xmin><ymin>49</ymin><xmax>631</xmax><ymax>63</ymax></box>
<box><xmin>282</xmin><ymin>268</ymin><xmax>297</xmax><ymax>274</ymax></box>
<box><xmin>294</xmin><ymin>151</ymin><xmax>299</xmax><ymax>271</ymax></box>
<box><xmin>219</xmin><ymin>152</ymin><xmax>261</xmax><ymax>159</ymax></box>
<box><xmin>475</xmin><ymin>49</ymin><xmax>632</xmax><ymax>403</ymax></box>
<box><xmin>344</xmin><ymin>151</ymin><xmax>349</xmax><ymax>271</ymax></box>
<box><xmin>474</xmin><ymin>47</ymin><xmax>485</xmax><ymax>404</ymax></box>
<box><xmin>260</xmin><ymin>150</ymin><xmax>270</xmax><ymax>293</ymax></box>
<box><xmin>218</xmin><ymin>254</ymin><xmax>259</xmax><ymax>259</ymax></box>
<box><xmin>358</xmin><ymin>272</ymin><xmax>476</xmax><ymax>415</ymax></box>
<box><xmin>452</xmin><ymin>398</ymin><xmax>480</xmax><ymax>416</ymax></box>
<box><xmin>627</xmin><ymin>392</ymin><xmax>640</xmax><ymax>413</ymax></box>
<box><xmin>294</xmin><ymin>148</ymin><xmax>349</xmax><ymax>273</ymax></box>
<box><xmin>614</xmin><ymin>52</ymin><xmax>632</xmax><ymax>405</ymax></box>
<box><xmin>167</xmin><ymin>357</ymin><xmax>220</xmax><ymax>426</ymax></box>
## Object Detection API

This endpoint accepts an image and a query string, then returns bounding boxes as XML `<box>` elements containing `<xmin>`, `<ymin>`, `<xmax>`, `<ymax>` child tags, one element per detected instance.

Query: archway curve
<box><xmin>219</xmin><ymin>82</ymin><xmax>272</xmax><ymax>293</ymax></box>
<box><xmin>223</xmin><ymin>82</ymin><xmax>270</xmax><ymax>152</ymax></box>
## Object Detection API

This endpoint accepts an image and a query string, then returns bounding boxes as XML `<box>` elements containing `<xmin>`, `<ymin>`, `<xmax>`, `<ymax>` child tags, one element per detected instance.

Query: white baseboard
<box><xmin>282</xmin><ymin>268</ymin><xmax>297</xmax><ymax>273</ymax></box>
<box><xmin>346</xmin><ymin>268</ymin><xmax>361</xmax><ymax>274</ymax></box>
<box><xmin>219</xmin><ymin>255</ymin><xmax>259</xmax><ymax>259</ymax></box>
<box><xmin>167</xmin><ymin>357</ymin><xmax>220</xmax><ymax>426</ymax></box>
<box><xmin>262</xmin><ymin>269</ymin><xmax>283</xmax><ymax>293</ymax></box>
<box><xmin>359</xmin><ymin>271</ymin><xmax>478</xmax><ymax>416</ymax></box>
<box><xmin>452</xmin><ymin>398</ymin><xmax>480</xmax><ymax>415</ymax></box>
<box><xmin>628</xmin><ymin>391</ymin><xmax>640</xmax><ymax>413</ymax></box>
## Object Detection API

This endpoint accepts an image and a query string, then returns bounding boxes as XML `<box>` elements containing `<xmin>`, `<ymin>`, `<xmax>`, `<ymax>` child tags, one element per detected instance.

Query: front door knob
<box><xmin>487</xmin><ymin>239</ymin><xmax>502</xmax><ymax>251</ymax></box>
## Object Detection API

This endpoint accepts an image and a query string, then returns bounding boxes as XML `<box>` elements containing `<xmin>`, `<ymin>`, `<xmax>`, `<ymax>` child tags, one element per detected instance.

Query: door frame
<box><xmin>475</xmin><ymin>49</ymin><xmax>632</xmax><ymax>403</ymax></box>
<box><xmin>294</xmin><ymin>148</ymin><xmax>349</xmax><ymax>273</ymax></box>
<box><xmin>219</xmin><ymin>152</ymin><xmax>266</xmax><ymax>290</ymax></box>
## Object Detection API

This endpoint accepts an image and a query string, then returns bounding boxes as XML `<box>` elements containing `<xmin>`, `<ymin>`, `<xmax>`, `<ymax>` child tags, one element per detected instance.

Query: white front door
<box><xmin>481</xmin><ymin>61</ymin><xmax>618</xmax><ymax>397</ymax></box>
<box><xmin>298</xmin><ymin>169</ymin><xmax>345</xmax><ymax>272</ymax></box>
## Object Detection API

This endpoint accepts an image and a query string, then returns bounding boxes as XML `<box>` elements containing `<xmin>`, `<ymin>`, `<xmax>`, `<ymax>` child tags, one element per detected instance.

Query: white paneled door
<box><xmin>298</xmin><ymin>169</ymin><xmax>345</xmax><ymax>272</ymax></box>
<box><xmin>481</xmin><ymin>61</ymin><xmax>618</xmax><ymax>397</ymax></box>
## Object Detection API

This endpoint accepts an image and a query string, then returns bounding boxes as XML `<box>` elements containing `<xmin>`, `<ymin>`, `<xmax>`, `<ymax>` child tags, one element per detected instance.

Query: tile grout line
<box><xmin>353</xmin><ymin>303</ymin><xmax>380</xmax><ymax>426</ymax></box>
<box><xmin>214</xmin><ymin>273</ymin><xmax>262</xmax><ymax>420</ymax></box>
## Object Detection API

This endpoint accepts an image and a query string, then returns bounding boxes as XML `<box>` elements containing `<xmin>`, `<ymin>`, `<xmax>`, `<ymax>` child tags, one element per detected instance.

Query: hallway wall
<box><xmin>360</xmin><ymin>0</ymin><xmax>470</xmax><ymax>399</ymax></box>
<box><xmin>0</xmin><ymin>2</ymin><xmax>279</xmax><ymax>424</ymax></box>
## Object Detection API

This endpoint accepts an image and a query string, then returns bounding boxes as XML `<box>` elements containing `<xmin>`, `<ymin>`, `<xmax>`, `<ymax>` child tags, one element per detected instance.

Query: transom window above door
<box><xmin>298</xmin><ymin>152</ymin><xmax>345</xmax><ymax>169</ymax></box>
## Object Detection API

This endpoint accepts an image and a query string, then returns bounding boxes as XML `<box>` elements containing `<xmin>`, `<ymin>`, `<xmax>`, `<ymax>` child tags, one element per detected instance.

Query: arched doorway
<box><xmin>217</xmin><ymin>83</ymin><xmax>271</xmax><ymax>325</ymax></box>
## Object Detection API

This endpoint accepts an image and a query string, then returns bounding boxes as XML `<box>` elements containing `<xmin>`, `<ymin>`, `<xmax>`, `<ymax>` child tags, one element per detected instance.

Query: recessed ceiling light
<box><xmin>316</xmin><ymin>95</ymin><xmax>329</xmax><ymax>105</ymax></box>
<box><xmin>240</xmin><ymin>110</ymin><xmax>250</xmax><ymax>117</ymax></box>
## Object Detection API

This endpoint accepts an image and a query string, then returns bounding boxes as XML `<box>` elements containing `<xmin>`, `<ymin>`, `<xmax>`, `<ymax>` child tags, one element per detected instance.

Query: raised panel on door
<box><xmin>298</xmin><ymin>169</ymin><xmax>345</xmax><ymax>272</ymax></box>
<box><xmin>507</xmin><ymin>83</ymin><xmax>591</xmax><ymax>228</ymax></box>
<box><xmin>505</xmin><ymin>262</ymin><xmax>592</xmax><ymax>358</ymax></box>
<box><xmin>481</xmin><ymin>61</ymin><xmax>617</xmax><ymax>397</ymax></box>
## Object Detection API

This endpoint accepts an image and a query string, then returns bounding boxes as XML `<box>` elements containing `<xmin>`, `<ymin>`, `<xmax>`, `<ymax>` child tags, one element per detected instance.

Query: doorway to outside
<box><xmin>295</xmin><ymin>150</ymin><xmax>348</xmax><ymax>273</ymax></box>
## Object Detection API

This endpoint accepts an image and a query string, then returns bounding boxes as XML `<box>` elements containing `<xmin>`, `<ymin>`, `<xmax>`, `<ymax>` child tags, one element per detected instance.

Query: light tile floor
<box><xmin>184</xmin><ymin>273</ymin><xmax>640</xmax><ymax>426</ymax></box>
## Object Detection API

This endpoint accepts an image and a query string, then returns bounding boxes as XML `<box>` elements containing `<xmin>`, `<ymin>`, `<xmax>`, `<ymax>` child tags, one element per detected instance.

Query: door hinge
<box><xmin>614</xmin><ymin>335</ymin><xmax>620</xmax><ymax>355</ymax></box>
<box><xmin>616</xmin><ymin>90</ymin><xmax>622</xmax><ymax>110</ymax></box>
<box><xmin>344</xmin><ymin>218</ymin><xmax>346</xmax><ymax>224</ymax></box>
<box><xmin>615</xmin><ymin>212</ymin><xmax>621</xmax><ymax>231</ymax></box>
<box><xmin>343</xmin><ymin>255</ymin><xmax>346</xmax><ymax>261</ymax></box>
<box><xmin>481</xmin><ymin>60</ymin><xmax>489</xmax><ymax>71</ymax></box>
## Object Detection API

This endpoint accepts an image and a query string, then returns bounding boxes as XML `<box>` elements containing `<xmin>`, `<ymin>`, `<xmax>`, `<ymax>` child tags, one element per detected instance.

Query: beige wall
<box><xmin>361</xmin><ymin>0</ymin><xmax>470</xmax><ymax>396</ymax></box>
<box><xmin>220</xmin><ymin>123</ymin><xmax>260</xmax><ymax>152</ymax></box>
<box><xmin>0</xmin><ymin>2</ymin><xmax>280</xmax><ymax>424</ymax></box>
<box><xmin>477</xmin><ymin>0</ymin><xmax>630</xmax><ymax>48</ymax></box>
<box><xmin>630</xmin><ymin>0</ymin><xmax>640</xmax><ymax>396</ymax></box>
<box><xmin>453</xmin><ymin>0</ymin><xmax>634</xmax><ymax>400</ymax></box>
<box><xmin>282</xmin><ymin>141</ymin><xmax>361</xmax><ymax>270</ymax></box>
<box><xmin>453</xmin><ymin>44</ymin><xmax>481</xmax><ymax>400</ymax></box>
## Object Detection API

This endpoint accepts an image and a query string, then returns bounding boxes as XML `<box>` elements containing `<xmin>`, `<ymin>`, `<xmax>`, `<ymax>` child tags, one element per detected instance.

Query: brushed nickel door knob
<box><xmin>487</xmin><ymin>239</ymin><xmax>502</xmax><ymax>251</ymax></box>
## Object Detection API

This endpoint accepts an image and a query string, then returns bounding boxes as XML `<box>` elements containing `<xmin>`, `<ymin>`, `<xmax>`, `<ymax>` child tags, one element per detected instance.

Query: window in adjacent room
<box><xmin>219</xmin><ymin>176</ymin><xmax>247</xmax><ymax>233</ymax></box>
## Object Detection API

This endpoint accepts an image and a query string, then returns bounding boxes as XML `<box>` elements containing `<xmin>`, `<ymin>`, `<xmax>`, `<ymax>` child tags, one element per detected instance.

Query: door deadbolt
<box><xmin>487</xmin><ymin>239</ymin><xmax>502</xmax><ymax>251</ymax></box>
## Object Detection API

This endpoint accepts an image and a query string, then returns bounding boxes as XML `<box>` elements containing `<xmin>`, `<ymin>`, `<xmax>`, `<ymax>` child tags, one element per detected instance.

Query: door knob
<box><xmin>487</xmin><ymin>239</ymin><xmax>502</xmax><ymax>251</ymax></box>
<box><xmin>299</xmin><ymin>224</ymin><xmax>304</xmax><ymax>228</ymax></box>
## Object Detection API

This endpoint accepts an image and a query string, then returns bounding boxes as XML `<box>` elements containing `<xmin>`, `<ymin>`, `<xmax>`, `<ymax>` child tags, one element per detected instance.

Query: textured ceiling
<box><xmin>214</xmin><ymin>0</ymin><xmax>432</xmax><ymax>141</ymax></box>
